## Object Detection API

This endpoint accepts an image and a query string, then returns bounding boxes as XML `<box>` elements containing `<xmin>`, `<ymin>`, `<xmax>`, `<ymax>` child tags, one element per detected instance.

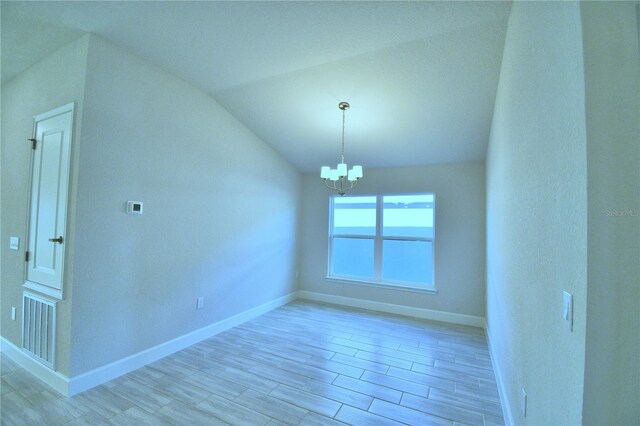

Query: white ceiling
<box><xmin>2</xmin><ymin>1</ymin><xmax>511</xmax><ymax>172</ymax></box>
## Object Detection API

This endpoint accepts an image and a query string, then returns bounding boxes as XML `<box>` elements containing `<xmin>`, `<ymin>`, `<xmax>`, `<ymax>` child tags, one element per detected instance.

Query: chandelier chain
<box><xmin>341</xmin><ymin>107</ymin><xmax>346</xmax><ymax>163</ymax></box>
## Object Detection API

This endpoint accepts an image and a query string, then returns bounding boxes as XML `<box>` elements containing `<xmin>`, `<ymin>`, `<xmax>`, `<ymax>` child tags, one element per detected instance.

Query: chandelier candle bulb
<box><xmin>320</xmin><ymin>166</ymin><xmax>330</xmax><ymax>179</ymax></box>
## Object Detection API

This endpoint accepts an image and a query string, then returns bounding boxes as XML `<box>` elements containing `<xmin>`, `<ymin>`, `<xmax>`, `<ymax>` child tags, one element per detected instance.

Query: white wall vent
<box><xmin>22</xmin><ymin>291</ymin><xmax>56</xmax><ymax>369</ymax></box>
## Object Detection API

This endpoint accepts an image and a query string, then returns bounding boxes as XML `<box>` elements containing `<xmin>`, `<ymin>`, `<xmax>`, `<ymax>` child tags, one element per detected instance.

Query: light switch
<box><xmin>9</xmin><ymin>237</ymin><xmax>19</xmax><ymax>250</ymax></box>
<box><xmin>563</xmin><ymin>291</ymin><xmax>573</xmax><ymax>331</ymax></box>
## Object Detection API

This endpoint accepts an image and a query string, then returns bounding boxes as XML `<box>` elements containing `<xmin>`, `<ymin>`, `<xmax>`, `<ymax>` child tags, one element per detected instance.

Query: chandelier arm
<box><xmin>324</xmin><ymin>179</ymin><xmax>338</xmax><ymax>190</ymax></box>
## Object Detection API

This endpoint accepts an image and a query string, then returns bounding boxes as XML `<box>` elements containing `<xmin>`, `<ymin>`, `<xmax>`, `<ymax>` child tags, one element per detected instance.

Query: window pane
<box><xmin>383</xmin><ymin>194</ymin><xmax>434</xmax><ymax>238</ymax></box>
<box><xmin>382</xmin><ymin>240</ymin><xmax>432</xmax><ymax>284</ymax></box>
<box><xmin>332</xmin><ymin>237</ymin><xmax>374</xmax><ymax>278</ymax></box>
<box><xmin>333</xmin><ymin>196</ymin><xmax>376</xmax><ymax>236</ymax></box>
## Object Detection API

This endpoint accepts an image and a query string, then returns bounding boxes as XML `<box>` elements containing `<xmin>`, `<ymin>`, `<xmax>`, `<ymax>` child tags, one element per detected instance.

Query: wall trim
<box><xmin>297</xmin><ymin>290</ymin><xmax>485</xmax><ymax>328</ymax></box>
<box><xmin>67</xmin><ymin>291</ymin><xmax>297</xmax><ymax>396</ymax></box>
<box><xmin>3</xmin><ymin>291</ymin><xmax>492</xmax><ymax>399</ymax></box>
<box><xmin>485</xmin><ymin>321</ymin><xmax>514</xmax><ymax>425</ymax></box>
<box><xmin>2</xmin><ymin>291</ymin><xmax>297</xmax><ymax>397</ymax></box>
<box><xmin>0</xmin><ymin>336</ymin><xmax>70</xmax><ymax>396</ymax></box>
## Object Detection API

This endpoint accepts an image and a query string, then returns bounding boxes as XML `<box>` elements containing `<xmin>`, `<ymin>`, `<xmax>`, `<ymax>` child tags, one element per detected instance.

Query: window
<box><xmin>328</xmin><ymin>193</ymin><xmax>435</xmax><ymax>290</ymax></box>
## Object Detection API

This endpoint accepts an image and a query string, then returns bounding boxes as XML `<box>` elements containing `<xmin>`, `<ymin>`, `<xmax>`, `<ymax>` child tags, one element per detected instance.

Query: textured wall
<box><xmin>1</xmin><ymin>35</ymin><xmax>90</xmax><ymax>376</ymax></box>
<box><xmin>67</xmin><ymin>36</ymin><xmax>301</xmax><ymax>375</ymax></box>
<box><xmin>581</xmin><ymin>2</ymin><xmax>640</xmax><ymax>424</ymax></box>
<box><xmin>486</xmin><ymin>2</ymin><xmax>588</xmax><ymax>424</ymax></box>
<box><xmin>300</xmin><ymin>162</ymin><xmax>486</xmax><ymax>318</ymax></box>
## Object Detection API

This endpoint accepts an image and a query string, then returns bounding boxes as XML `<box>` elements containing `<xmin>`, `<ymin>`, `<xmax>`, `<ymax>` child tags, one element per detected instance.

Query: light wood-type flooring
<box><xmin>1</xmin><ymin>301</ymin><xmax>504</xmax><ymax>425</ymax></box>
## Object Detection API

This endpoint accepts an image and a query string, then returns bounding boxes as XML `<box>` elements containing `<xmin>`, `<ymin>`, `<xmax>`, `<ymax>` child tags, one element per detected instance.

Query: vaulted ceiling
<box><xmin>2</xmin><ymin>1</ymin><xmax>511</xmax><ymax>172</ymax></box>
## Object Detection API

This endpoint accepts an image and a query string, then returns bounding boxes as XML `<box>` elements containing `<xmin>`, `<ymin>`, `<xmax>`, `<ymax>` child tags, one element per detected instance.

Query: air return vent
<box><xmin>22</xmin><ymin>291</ymin><xmax>56</xmax><ymax>369</ymax></box>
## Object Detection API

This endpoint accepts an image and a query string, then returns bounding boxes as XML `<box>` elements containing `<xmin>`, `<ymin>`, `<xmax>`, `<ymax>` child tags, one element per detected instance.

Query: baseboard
<box><xmin>3</xmin><ymin>290</ymin><xmax>486</xmax><ymax>398</ymax></box>
<box><xmin>297</xmin><ymin>290</ymin><xmax>485</xmax><ymax>328</ymax></box>
<box><xmin>2</xmin><ymin>291</ymin><xmax>296</xmax><ymax>397</ymax></box>
<box><xmin>0</xmin><ymin>336</ymin><xmax>70</xmax><ymax>396</ymax></box>
<box><xmin>67</xmin><ymin>291</ymin><xmax>297</xmax><ymax>396</ymax></box>
<box><xmin>485</xmin><ymin>321</ymin><xmax>514</xmax><ymax>425</ymax></box>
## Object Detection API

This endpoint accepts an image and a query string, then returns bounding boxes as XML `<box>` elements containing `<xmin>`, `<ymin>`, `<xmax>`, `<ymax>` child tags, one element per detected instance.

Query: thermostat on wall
<box><xmin>126</xmin><ymin>201</ymin><xmax>143</xmax><ymax>215</ymax></box>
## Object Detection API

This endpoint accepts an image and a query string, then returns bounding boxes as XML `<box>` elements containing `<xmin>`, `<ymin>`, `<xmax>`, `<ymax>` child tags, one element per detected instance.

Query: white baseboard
<box><xmin>67</xmin><ymin>291</ymin><xmax>297</xmax><ymax>396</ymax></box>
<box><xmin>0</xmin><ymin>336</ymin><xmax>70</xmax><ymax>396</ymax></box>
<box><xmin>2</xmin><ymin>291</ymin><xmax>296</xmax><ymax>397</ymax></box>
<box><xmin>297</xmin><ymin>290</ymin><xmax>485</xmax><ymax>328</ymax></box>
<box><xmin>3</xmin><ymin>290</ymin><xmax>489</xmax><ymax>399</ymax></box>
<box><xmin>485</xmin><ymin>321</ymin><xmax>514</xmax><ymax>425</ymax></box>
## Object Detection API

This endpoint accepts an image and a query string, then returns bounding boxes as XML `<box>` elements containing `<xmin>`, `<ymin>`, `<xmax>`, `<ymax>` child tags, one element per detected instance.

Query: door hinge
<box><xmin>28</xmin><ymin>138</ymin><xmax>36</xmax><ymax>150</ymax></box>
<box><xmin>25</xmin><ymin>251</ymin><xmax>30</xmax><ymax>262</ymax></box>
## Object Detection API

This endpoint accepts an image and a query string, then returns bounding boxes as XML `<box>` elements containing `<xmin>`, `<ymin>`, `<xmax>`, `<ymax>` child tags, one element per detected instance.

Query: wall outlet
<box><xmin>521</xmin><ymin>387</ymin><xmax>527</xmax><ymax>417</ymax></box>
<box><xmin>563</xmin><ymin>291</ymin><xmax>573</xmax><ymax>331</ymax></box>
<box><xmin>197</xmin><ymin>296</ymin><xmax>204</xmax><ymax>309</ymax></box>
<box><xmin>11</xmin><ymin>306</ymin><xmax>16</xmax><ymax>321</ymax></box>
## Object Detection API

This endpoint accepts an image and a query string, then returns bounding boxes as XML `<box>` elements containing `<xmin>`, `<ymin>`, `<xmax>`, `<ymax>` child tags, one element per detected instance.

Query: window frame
<box><xmin>327</xmin><ymin>192</ymin><xmax>436</xmax><ymax>293</ymax></box>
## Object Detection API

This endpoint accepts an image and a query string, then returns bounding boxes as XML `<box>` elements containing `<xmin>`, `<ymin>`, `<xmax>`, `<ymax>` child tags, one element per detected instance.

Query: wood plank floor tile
<box><xmin>152</xmin><ymin>374</ymin><xmax>212</xmax><ymax>405</ymax></box>
<box><xmin>0</xmin><ymin>391</ymin><xmax>46</xmax><ymax>426</ymax></box>
<box><xmin>434</xmin><ymin>359</ymin><xmax>497</xmax><ymax>380</ymax></box>
<box><xmin>0</xmin><ymin>301</ymin><xmax>503</xmax><ymax>425</ymax></box>
<box><xmin>181</xmin><ymin>368</ymin><xmax>248</xmax><ymax>400</ymax></box>
<box><xmin>484</xmin><ymin>412</ymin><xmax>506</xmax><ymax>425</ymax></box>
<box><xmin>429</xmin><ymin>387</ymin><xmax>504</xmax><ymax>418</ymax></box>
<box><xmin>369</xmin><ymin>398</ymin><xmax>454</xmax><ymax>426</ymax></box>
<box><xmin>196</xmin><ymin>393</ymin><xmax>271</xmax><ymax>425</ymax></box>
<box><xmin>108</xmin><ymin>406</ymin><xmax>168</xmax><ymax>425</ymax></box>
<box><xmin>235</xmin><ymin>389</ymin><xmax>309</xmax><ymax>425</ymax></box>
<box><xmin>72</xmin><ymin>386</ymin><xmax>136</xmax><ymax>419</ymax></box>
<box><xmin>269</xmin><ymin>384</ymin><xmax>342</xmax><ymax>418</ymax></box>
<box><xmin>300</xmin><ymin>378</ymin><xmax>374</xmax><ymax>410</ymax></box>
<box><xmin>360</xmin><ymin>370</ymin><xmax>430</xmax><ymax>397</ymax></box>
<box><xmin>411</xmin><ymin>360</ymin><xmax>481</xmax><ymax>386</ymax></box>
<box><xmin>305</xmin><ymin>355</ymin><xmax>365</xmax><ymax>378</ymax></box>
<box><xmin>455</xmin><ymin>382</ymin><xmax>501</xmax><ymax>404</ymax></box>
<box><xmin>355</xmin><ymin>350</ymin><xmax>413</xmax><ymax>370</ymax></box>
<box><xmin>155</xmin><ymin>400</ymin><xmax>227</xmax><ymax>425</ymax></box>
<box><xmin>0</xmin><ymin>377</ymin><xmax>15</xmax><ymax>396</ymax></box>
<box><xmin>330</xmin><ymin>353</ymin><xmax>390</xmax><ymax>374</ymax></box>
<box><xmin>377</xmin><ymin>346</ymin><xmax>436</xmax><ymax>366</ymax></box>
<box><xmin>299</xmin><ymin>411</ymin><xmax>348</xmax><ymax>426</ymax></box>
<box><xmin>217</xmin><ymin>366</ymin><xmax>280</xmax><ymax>393</ymax></box>
<box><xmin>149</xmin><ymin>355</ymin><xmax>210</xmax><ymax>379</ymax></box>
<box><xmin>331</xmin><ymin>336</ymin><xmax>382</xmax><ymax>353</ymax></box>
<box><xmin>105</xmin><ymin>377</ymin><xmax>173</xmax><ymax>414</ymax></box>
<box><xmin>401</xmin><ymin>392</ymin><xmax>485</xmax><ymax>425</ymax></box>
<box><xmin>335</xmin><ymin>404</ymin><xmax>404</xmax><ymax>426</ymax></box>
<box><xmin>348</xmin><ymin>334</ymin><xmax>402</xmax><ymax>350</ymax></box>
<box><xmin>332</xmin><ymin>374</ymin><xmax>402</xmax><ymax>404</ymax></box>
<box><xmin>386</xmin><ymin>365</ymin><xmax>456</xmax><ymax>392</ymax></box>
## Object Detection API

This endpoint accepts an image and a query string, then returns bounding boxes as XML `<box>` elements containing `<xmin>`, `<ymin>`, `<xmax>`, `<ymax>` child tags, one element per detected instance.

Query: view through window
<box><xmin>329</xmin><ymin>193</ymin><xmax>435</xmax><ymax>288</ymax></box>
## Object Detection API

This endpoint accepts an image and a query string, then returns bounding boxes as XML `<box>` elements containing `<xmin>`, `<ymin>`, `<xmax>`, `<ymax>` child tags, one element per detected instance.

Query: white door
<box><xmin>24</xmin><ymin>103</ymin><xmax>74</xmax><ymax>300</ymax></box>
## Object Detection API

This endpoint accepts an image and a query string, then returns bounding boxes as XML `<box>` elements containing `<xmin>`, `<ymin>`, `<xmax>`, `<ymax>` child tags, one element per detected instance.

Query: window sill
<box><xmin>325</xmin><ymin>276</ymin><xmax>438</xmax><ymax>294</ymax></box>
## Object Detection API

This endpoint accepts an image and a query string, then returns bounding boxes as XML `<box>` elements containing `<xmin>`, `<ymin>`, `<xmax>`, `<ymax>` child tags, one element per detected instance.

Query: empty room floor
<box><xmin>1</xmin><ymin>301</ymin><xmax>504</xmax><ymax>425</ymax></box>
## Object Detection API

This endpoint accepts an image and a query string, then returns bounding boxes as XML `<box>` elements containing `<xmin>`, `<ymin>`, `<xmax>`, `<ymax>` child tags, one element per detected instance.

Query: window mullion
<box><xmin>374</xmin><ymin>195</ymin><xmax>383</xmax><ymax>280</ymax></box>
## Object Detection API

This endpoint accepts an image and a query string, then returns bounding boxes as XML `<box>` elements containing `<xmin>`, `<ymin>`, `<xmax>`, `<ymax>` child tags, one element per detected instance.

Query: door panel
<box><xmin>25</xmin><ymin>103</ymin><xmax>74</xmax><ymax>300</ymax></box>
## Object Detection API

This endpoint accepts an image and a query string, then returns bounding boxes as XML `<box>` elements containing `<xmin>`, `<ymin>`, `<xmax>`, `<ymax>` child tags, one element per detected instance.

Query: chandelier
<box><xmin>320</xmin><ymin>101</ymin><xmax>363</xmax><ymax>196</ymax></box>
